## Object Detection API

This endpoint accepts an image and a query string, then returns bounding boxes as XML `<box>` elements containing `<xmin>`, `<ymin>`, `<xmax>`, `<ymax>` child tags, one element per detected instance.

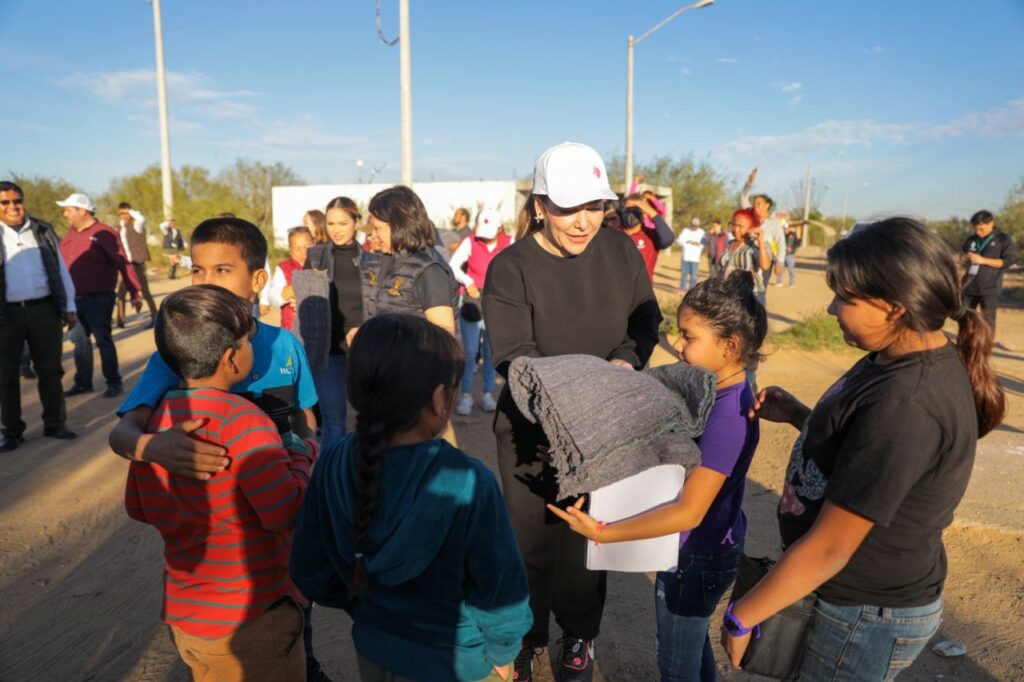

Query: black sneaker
<box><xmin>513</xmin><ymin>646</ymin><xmax>539</xmax><ymax>682</ymax></box>
<box><xmin>556</xmin><ymin>638</ymin><xmax>595</xmax><ymax>682</ymax></box>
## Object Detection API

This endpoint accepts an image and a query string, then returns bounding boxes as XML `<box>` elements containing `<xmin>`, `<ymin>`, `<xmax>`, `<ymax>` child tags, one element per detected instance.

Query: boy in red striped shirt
<box><xmin>125</xmin><ymin>284</ymin><xmax>316</xmax><ymax>681</ymax></box>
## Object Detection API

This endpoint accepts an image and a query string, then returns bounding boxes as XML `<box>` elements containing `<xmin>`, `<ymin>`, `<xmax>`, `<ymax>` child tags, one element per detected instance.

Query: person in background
<box><xmin>449</xmin><ymin>208</ymin><xmax>512</xmax><ymax>416</ymax></box>
<box><xmin>676</xmin><ymin>218</ymin><xmax>706</xmax><ymax>293</ymax></box>
<box><xmin>0</xmin><ymin>181</ymin><xmax>78</xmax><ymax>451</ymax></box>
<box><xmin>740</xmin><ymin>168</ymin><xmax>786</xmax><ymax>290</ymax></box>
<box><xmin>483</xmin><ymin>142</ymin><xmax>661</xmax><ymax>682</ymax></box>
<box><xmin>611</xmin><ymin>195</ymin><xmax>674</xmax><ymax>283</ymax></box>
<box><xmin>704</xmin><ymin>219</ymin><xmax>730</xmax><ymax>279</ymax></box>
<box><xmin>304</xmin><ymin>210</ymin><xmax>328</xmax><ymax>245</ymax></box>
<box><xmin>115</xmin><ymin>202</ymin><xmax>158</xmax><ymax>329</ymax></box>
<box><xmin>160</xmin><ymin>218</ymin><xmax>186</xmax><ymax>280</ymax></box>
<box><xmin>962</xmin><ymin>209</ymin><xmax>1016</xmax><ymax>337</ymax></box>
<box><xmin>780</xmin><ymin>213</ymin><xmax>802</xmax><ymax>287</ymax></box>
<box><xmin>303</xmin><ymin>197</ymin><xmax>365</xmax><ymax>451</ymax></box>
<box><xmin>720</xmin><ymin>209</ymin><xmax>770</xmax><ymax>307</ymax></box>
<box><xmin>268</xmin><ymin>226</ymin><xmax>313</xmax><ymax>331</ymax></box>
<box><xmin>58</xmin><ymin>192</ymin><xmax>142</xmax><ymax>399</ymax></box>
<box><xmin>722</xmin><ymin>219</ymin><xmax>1005</xmax><ymax>680</ymax></box>
<box><xmin>439</xmin><ymin>206</ymin><xmax>473</xmax><ymax>256</ymax></box>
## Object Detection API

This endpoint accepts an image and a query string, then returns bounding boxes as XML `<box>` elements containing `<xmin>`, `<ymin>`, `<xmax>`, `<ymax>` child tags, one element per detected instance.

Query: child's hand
<box><xmin>492</xmin><ymin>663</ymin><xmax>511</xmax><ymax>680</ymax></box>
<box><xmin>546</xmin><ymin>497</ymin><xmax>603</xmax><ymax>541</ymax></box>
<box><xmin>748</xmin><ymin>386</ymin><xmax>810</xmax><ymax>429</ymax></box>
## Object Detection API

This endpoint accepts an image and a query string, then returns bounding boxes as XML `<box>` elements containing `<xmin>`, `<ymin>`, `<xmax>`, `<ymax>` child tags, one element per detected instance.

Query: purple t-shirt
<box><xmin>678</xmin><ymin>381</ymin><xmax>759</xmax><ymax>551</ymax></box>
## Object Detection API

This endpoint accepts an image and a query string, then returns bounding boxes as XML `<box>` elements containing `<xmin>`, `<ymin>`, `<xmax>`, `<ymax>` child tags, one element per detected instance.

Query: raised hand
<box><xmin>546</xmin><ymin>496</ymin><xmax>604</xmax><ymax>541</ymax></box>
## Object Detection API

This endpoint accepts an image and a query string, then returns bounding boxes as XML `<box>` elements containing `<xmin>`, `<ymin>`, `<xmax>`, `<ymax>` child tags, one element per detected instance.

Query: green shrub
<box><xmin>771</xmin><ymin>310</ymin><xmax>851</xmax><ymax>352</ymax></box>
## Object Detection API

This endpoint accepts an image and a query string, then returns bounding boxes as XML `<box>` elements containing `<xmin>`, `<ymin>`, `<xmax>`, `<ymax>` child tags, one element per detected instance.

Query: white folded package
<box><xmin>585</xmin><ymin>464</ymin><xmax>686</xmax><ymax>572</ymax></box>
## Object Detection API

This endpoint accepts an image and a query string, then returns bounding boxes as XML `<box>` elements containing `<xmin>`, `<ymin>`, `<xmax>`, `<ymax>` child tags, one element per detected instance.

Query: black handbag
<box><xmin>729</xmin><ymin>555</ymin><xmax>816</xmax><ymax>680</ymax></box>
<box><xmin>460</xmin><ymin>299</ymin><xmax>482</xmax><ymax>322</ymax></box>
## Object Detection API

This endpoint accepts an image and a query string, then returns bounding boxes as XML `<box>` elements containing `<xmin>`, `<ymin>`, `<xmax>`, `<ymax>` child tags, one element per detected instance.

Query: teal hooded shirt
<box><xmin>290</xmin><ymin>435</ymin><xmax>531</xmax><ymax>681</ymax></box>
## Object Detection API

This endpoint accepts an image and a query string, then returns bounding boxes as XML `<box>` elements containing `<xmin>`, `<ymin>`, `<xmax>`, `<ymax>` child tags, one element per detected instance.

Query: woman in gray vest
<box><xmin>357</xmin><ymin>186</ymin><xmax>459</xmax><ymax>334</ymax></box>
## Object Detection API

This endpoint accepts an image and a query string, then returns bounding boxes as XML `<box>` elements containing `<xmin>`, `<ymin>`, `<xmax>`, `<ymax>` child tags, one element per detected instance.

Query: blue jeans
<box><xmin>458</xmin><ymin>317</ymin><xmax>495</xmax><ymax>395</ymax></box>
<box><xmin>71</xmin><ymin>292</ymin><xmax>120</xmax><ymax>389</ymax></box>
<box><xmin>680</xmin><ymin>260</ymin><xmax>699</xmax><ymax>290</ymax></box>
<box><xmin>314</xmin><ymin>353</ymin><xmax>347</xmax><ymax>451</ymax></box>
<box><xmin>781</xmin><ymin>253</ymin><xmax>796</xmax><ymax>285</ymax></box>
<box><xmin>800</xmin><ymin>596</ymin><xmax>942</xmax><ymax>681</ymax></box>
<box><xmin>655</xmin><ymin>544</ymin><xmax>742</xmax><ymax>682</ymax></box>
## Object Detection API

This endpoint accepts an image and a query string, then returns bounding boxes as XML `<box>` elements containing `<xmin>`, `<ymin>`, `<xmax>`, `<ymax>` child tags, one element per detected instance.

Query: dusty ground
<box><xmin>0</xmin><ymin>250</ymin><xmax>1021</xmax><ymax>681</ymax></box>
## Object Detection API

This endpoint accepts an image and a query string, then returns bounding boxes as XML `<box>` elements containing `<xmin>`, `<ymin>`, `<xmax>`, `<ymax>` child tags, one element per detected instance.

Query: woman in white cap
<box><xmin>449</xmin><ymin>208</ymin><xmax>512</xmax><ymax>416</ymax></box>
<box><xmin>482</xmin><ymin>142</ymin><xmax>662</xmax><ymax>682</ymax></box>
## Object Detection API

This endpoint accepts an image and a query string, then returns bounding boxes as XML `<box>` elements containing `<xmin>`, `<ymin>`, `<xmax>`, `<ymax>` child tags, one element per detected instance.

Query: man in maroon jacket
<box><xmin>57</xmin><ymin>193</ymin><xmax>142</xmax><ymax>399</ymax></box>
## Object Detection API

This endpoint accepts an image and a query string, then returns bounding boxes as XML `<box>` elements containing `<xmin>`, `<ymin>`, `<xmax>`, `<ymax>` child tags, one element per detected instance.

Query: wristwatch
<box><xmin>723</xmin><ymin>602</ymin><xmax>760</xmax><ymax>638</ymax></box>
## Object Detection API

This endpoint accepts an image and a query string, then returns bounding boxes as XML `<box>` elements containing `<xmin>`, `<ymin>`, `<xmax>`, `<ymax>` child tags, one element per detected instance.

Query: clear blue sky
<box><xmin>2</xmin><ymin>0</ymin><xmax>1022</xmax><ymax>220</ymax></box>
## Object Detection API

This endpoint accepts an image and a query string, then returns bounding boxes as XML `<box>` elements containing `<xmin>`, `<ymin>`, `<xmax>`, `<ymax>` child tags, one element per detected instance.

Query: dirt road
<box><xmin>0</xmin><ymin>251</ymin><xmax>1020</xmax><ymax>681</ymax></box>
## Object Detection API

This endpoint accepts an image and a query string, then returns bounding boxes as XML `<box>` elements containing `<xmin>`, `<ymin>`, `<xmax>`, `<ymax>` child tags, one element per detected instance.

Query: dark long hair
<box><xmin>681</xmin><ymin>271</ymin><xmax>767</xmax><ymax>370</ymax></box>
<box><xmin>827</xmin><ymin>217</ymin><xmax>1005</xmax><ymax>436</ymax></box>
<box><xmin>367</xmin><ymin>185</ymin><xmax>435</xmax><ymax>252</ymax></box>
<box><xmin>344</xmin><ymin>314</ymin><xmax>464</xmax><ymax>600</ymax></box>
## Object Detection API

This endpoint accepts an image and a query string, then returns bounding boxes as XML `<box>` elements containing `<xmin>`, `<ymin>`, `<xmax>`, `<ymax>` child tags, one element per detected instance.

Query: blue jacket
<box><xmin>290</xmin><ymin>436</ymin><xmax>531</xmax><ymax>681</ymax></box>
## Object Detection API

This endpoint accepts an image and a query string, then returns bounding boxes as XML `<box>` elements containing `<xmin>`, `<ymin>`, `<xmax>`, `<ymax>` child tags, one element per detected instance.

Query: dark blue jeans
<box><xmin>799</xmin><ymin>596</ymin><xmax>942</xmax><ymax>681</ymax></box>
<box><xmin>313</xmin><ymin>353</ymin><xmax>347</xmax><ymax>451</ymax></box>
<box><xmin>655</xmin><ymin>544</ymin><xmax>742</xmax><ymax>682</ymax></box>
<box><xmin>71</xmin><ymin>292</ymin><xmax>121</xmax><ymax>389</ymax></box>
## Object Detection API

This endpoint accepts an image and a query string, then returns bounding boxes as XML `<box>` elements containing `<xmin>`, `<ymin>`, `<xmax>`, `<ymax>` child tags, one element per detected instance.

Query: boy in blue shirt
<box><xmin>109</xmin><ymin>216</ymin><xmax>328</xmax><ymax>682</ymax></box>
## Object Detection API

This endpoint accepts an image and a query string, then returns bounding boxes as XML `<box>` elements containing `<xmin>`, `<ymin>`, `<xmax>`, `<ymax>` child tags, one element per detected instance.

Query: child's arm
<box><xmin>464</xmin><ymin>465</ymin><xmax>533</xmax><ymax>672</ymax></box>
<box><xmin>231</xmin><ymin>412</ymin><xmax>317</xmax><ymax>532</ymax></box>
<box><xmin>124</xmin><ymin>463</ymin><xmax>148</xmax><ymax>523</ymax></box>
<box><xmin>547</xmin><ymin>466</ymin><xmax>727</xmax><ymax>542</ymax></box>
<box><xmin>289</xmin><ymin>452</ymin><xmax>351</xmax><ymax>609</ymax></box>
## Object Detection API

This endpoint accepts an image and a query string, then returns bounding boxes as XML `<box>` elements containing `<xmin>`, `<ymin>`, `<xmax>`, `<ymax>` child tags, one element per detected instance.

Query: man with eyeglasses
<box><xmin>0</xmin><ymin>181</ymin><xmax>79</xmax><ymax>451</ymax></box>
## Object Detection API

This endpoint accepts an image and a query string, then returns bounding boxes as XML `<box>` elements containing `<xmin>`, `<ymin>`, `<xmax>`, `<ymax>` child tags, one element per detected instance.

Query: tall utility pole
<box><xmin>802</xmin><ymin>163</ymin><xmax>813</xmax><ymax>227</ymax></box>
<box><xmin>625</xmin><ymin>0</ymin><xmax>714</xmax><ymax>191</ymax></box>
<box><xmin>841</xmin><ymin>190</ymin><xmax>848</xmax><ymax>230</ymax></box>
<box><xmin>399</xmin><ymin>0</ymin><xmax>413</xmax><ymax>186</ymax></box>
<box><xmin>150</xmin><ymin>0</ymin><xmax>174</xmax><ymax>221</ymax></box>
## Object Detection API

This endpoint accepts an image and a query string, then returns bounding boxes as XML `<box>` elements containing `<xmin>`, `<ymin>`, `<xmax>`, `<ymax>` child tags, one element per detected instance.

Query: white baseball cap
<box><xmin>475</xmin><ymin>208</ymin><xmax>503</xmax><ymax>240</ymax></box>
<box><xmin>56</xmin><ymin>193</ymin><xmax>96</xmax><ymax>212</ymax></box>
<box><xmin>532</xmin><ymin>142</ymin><xmax>618</xmax><ymax>208</ymax></box>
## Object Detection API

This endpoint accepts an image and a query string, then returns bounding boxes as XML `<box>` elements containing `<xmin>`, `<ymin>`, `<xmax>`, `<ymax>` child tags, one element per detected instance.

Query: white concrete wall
<box><xmin>271</xmin><ymin>181</ymin><xmax>523</xmax><ymax>248</ymax></box>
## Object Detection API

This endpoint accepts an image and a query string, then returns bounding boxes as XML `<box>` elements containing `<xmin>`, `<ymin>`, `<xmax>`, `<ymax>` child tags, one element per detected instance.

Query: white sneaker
<box><xmin>481</xmin><ymin>392</ymin><xmax>498</xmax><ymax>412</ymax></box>
<box><xmin>455</xmin><ymin>393</ymin><xmax>474</xmax><ymax>416</ymax></box>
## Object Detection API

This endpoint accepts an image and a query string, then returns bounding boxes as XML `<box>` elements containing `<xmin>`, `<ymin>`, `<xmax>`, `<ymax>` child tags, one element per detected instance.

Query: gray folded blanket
<box><xmin>292</xmin><ymin>269</ymin><xmax>331</xmax><ymax>374</ymax></box>
<box><xmin>508</xmin><ymin>355</ymin><xmax>717</xmax><ymax>497</ymax></box>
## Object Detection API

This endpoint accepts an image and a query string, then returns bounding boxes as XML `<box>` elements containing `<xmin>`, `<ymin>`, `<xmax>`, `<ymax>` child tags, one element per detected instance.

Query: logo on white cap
<box><xmin>56</xmin><ymin>193</ymin><xmax>96</xmax><ymax>212</ymax></box>
<box><xmin>475</xmin><ymin>208</ymin><xmax>503</xmax><ymax>241</ymax></box>
<box><xmin>533</xmin><ymin>142</ymin><xmax>619</xmax><ymax>209</ymax></box>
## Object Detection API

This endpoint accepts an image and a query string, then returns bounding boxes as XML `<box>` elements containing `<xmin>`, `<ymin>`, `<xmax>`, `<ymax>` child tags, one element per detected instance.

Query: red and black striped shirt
<box><xmin>125</xmin><ymin>387</ymin><xmax>316</xmax><ymax>639</ymax></box>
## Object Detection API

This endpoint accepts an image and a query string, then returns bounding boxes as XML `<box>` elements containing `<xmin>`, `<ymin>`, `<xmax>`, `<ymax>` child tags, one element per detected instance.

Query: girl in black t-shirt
<box><xmin>722</xmin><ymin>218</ymin><xmax>1005</xmax><ymax>681</ymax></box>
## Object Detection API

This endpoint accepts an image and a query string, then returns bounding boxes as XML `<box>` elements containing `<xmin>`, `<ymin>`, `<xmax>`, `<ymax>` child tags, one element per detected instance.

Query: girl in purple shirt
<box><xmin>550</xmin><ymin>272</ymin><xmax>767</xmax><ymax>681</ymax></box>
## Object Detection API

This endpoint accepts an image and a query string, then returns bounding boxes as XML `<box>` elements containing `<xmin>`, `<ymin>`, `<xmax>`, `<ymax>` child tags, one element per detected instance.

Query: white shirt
<box><xmin>118</xmin><ymin>209</ymin><xmax>147</xmax><ymax>262</ymax></box>
<box><xmin>676</xmin><ymin>227</ymin><xmax>706</xmax><ymax>263</ymax></box>
<box><xmin>267</xmin><ymin>264</ymin><xmax>291</xmax><ymax>308</ymax></box>
<box><xmin>1</xmin><ymin>218</ymin><xmax>77</xmax><ymax>312</ymax></box>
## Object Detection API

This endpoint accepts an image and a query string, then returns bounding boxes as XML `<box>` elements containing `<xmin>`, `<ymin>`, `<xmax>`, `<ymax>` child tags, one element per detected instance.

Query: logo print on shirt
<box><xmin>279</xmin><ymin>352</ymin><xmax>296</xmax><ymax>376</ymax></box>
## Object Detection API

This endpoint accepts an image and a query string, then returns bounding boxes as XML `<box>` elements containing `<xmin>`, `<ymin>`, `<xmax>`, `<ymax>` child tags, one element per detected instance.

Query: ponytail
<box><xmin>954</xmin><ymin>308</ymin><xmax>1006</xmax><ymax>438</ymax></box>
<box><xmin>347</xmin><ymin>417</ymin><xmax>388</xmax><ymax>602</ymax></box>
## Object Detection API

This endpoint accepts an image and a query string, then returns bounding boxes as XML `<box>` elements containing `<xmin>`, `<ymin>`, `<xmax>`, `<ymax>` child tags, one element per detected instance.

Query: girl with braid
<box><xmin>290</xmin><ymin>314</ymin><xmax>532</xmax><ymax>682</ymax></box>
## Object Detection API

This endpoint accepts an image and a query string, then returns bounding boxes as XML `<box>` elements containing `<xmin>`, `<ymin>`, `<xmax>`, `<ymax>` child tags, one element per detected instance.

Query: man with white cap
<box><xmin>57</xmin><ymin>192</ymin><xmax>142</xmax><ymax>399</ymax></box>
<box><xmin>448</xmin><ymin>207</ymin><xmax>512</xmax><ymax>415</ymax></box>
<box><xmin>675</xmin><ymin>216</ymin><xmax>706</xmax><ymax>293</ymax></box>
<box><xmin>0</xmin><ymin>181</ymin><xmax>78</xmax><ymax>451</ymax></box>
<box><xmin>483</xmin><ymin>142</ymin><xmax>662</xmax><ymax>682</ymax></box>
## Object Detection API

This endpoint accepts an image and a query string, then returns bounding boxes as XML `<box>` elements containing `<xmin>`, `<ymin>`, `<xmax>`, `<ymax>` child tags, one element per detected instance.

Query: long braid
<box><xmin>348</xmin><ymin>417</ymin><xmax>388</xmax><ymax>601</ymax></box>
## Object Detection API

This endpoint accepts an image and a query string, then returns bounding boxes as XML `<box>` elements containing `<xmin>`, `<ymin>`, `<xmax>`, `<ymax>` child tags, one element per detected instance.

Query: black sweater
<box><xmin>482</xmin><ymin>228</ymin><xmax>662</xmax><ymax>378</ymax></box>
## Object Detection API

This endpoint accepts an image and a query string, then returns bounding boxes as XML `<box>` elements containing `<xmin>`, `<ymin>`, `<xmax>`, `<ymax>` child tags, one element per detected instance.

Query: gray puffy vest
<box><xmin>359</xmin><ymin>248</ymin><xmax>458</xmax><ymax>319</ymax></box>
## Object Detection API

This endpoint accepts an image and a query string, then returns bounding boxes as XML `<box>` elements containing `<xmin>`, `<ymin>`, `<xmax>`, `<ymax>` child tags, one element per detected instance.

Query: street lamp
<box><xmin>149</xmin><ymin>0</ymin><xmax>174</xmax><ymax>220</ymax></box>
<box><xmin>625</xmin><ymin>0</ymin><xmax>714</xmax><ymax>192</ymax></box>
